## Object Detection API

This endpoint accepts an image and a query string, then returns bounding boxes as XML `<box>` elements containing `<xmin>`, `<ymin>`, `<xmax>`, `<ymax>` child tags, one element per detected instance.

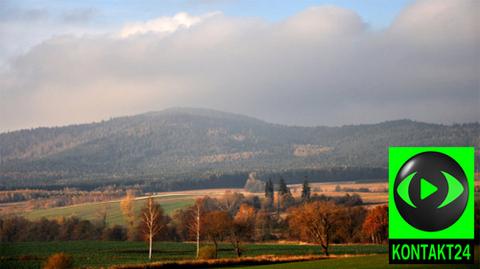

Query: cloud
<box><xmin>0</xmin><ymin>0</ymin><xmax>478</xmax><ymax>131</ymax></box>
<box><xmin>0</xmin><ymin>3</ymin><xmax>105</xmax><ymax>72</ymax></box>
<box><xmin>119</xmin><ymin>12</ymin><xmax>220</xmax><ymax>38</ymax></box>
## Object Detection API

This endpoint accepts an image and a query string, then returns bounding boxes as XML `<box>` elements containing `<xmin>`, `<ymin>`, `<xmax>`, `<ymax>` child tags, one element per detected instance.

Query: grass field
<box><xmin>220</xmin><ymin>253</ymin><xmax>479</xmax><ymax>269</ymax></box>
<box><xmin>22</xmin><ymin>194</ymin><xmax>195</xmax><ymax>226</ymax></box>
<box><xmin>20</xmin><ymin>181</ymin><xmax>391</xmax><ymax>226</ymax></box>
<box><xmin>18</xmin><ymin>180</ymin><xmax>480</xmax><ymax>226</ymax></box>
<box><xmin>0</xmin><ymin>241</ymin><xmax>387</xmax><ymax>269</ymax></box>
<box><xmin>20</xmin><ymin>188</ymin><xmax>247</xmax><ymax>226</ymax></box>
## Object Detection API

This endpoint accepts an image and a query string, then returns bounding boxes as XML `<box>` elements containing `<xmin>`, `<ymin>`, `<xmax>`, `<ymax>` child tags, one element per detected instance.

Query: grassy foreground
<box><xmin>22</xmin><ymin>195</ymin><xmax>195</xmax><ymax>226</ymax></box>
<box><xmin>0</xmin><ymin>241</ymin><xmax>386</xmax><ymax>269</ymax></box>
<box><xmin>220</xmin><ymin>254</ymin><xmax>478</xmax><ymax>269</ymax></box>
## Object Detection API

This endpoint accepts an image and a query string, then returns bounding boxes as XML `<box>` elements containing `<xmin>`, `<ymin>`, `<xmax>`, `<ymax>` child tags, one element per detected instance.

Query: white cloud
<box><xmin>119</xmin><ymin>12</ymin><xmax>220</xmax><ymax>38</ymax></box>
<box><xmin>0</xmin><ymin>0</ymin><xmax>478</xmax><ymax>131</ymax></box>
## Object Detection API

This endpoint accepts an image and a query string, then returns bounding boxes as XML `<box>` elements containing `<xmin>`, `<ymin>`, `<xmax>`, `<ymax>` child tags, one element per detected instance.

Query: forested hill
<box><xmin>0</xmin><ymin>108</ymin><xmax>478</xmax><ymax>190</ymax></box>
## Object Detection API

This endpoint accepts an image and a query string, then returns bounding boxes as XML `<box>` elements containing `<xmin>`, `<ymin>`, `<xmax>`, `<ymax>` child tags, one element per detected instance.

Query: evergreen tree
<box><xmin>265</xmin><ymin>178</ymin><xmax>274</xmax><ymax>200</ymax></box>
<box><xmin>278</xmin><ymin>178</ymin><xmax>290</xmax><ymax>195</ymax></box>
<box><xmin>278</xmin><ymin>178</ymin><xmax>294</xmax><ymax>211</ymax></box>
<box><xmin>264</xmin><ymin>178</ymin><xmax>274</xmax><ymax>211</ymax></box>
<box><xmin>301</xmin><ymin>179</ymin><xmax>311</xmax><ymax>202</ymax></box>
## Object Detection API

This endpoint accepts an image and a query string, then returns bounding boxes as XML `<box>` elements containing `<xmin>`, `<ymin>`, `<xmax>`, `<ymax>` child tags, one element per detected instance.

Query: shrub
<box><xmin>43</xmin><ymin>252</ymin><xmax>74</xmax><ymax>269</ymax></box>
<box><xmin>198</xmin><ymin>245</ymin><xmax>216</xmax><ymax>259</ymax></box>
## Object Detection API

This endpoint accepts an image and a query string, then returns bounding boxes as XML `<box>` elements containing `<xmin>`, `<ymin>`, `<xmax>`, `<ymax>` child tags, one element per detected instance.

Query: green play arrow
<box><xmin>438</xmin><ymin>171</ymin><xmax>464</xmax><ymax>208</ymax></box>
<box><xmin>397</xmin><ymin>172</ymin><xmax>416</xmax><ymax>208</ymax></box>
<box><xmin>420</xmin><ymin>178</ymin><xmax>438</xmax><ymax>200</ymax></box>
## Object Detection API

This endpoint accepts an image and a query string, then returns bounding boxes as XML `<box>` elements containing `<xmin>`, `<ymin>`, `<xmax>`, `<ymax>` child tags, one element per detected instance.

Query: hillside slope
<box><xmin>0</xmin><ymin>108</ymin><xmax>478</xmax><ymax>189</ymax></box>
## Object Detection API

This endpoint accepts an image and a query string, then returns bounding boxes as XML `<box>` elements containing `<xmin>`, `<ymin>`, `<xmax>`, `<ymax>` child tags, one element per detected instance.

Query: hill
<box><xmin>0</xmin><ymin>108</ymin><xmax>478</xmax><ymax>190</ymax></box>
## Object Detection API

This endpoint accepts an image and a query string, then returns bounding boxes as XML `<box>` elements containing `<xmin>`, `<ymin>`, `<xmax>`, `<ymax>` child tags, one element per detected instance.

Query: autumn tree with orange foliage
<box><xmin>288</xmin><ymin>201</ymin><xmax>341</xmax><ymax>256</ymax></box>
<box><xmin>335</xmin><ymin>206</ymin><xmax>367</xmax><ymax>243</ymax></box>
<box><xmin>202</xmin><ymin>210</ymin><xmax>231</xmax><ymax>258</ymax></box>
<box><xmin>229</xmin><ymin>204</ymin><xmax>256</xmax><ymax>257</ymax></box>
<box><xmin>362</xmin><ymin>205</ymin><xmax>388</xmax><ymax>243</ymax></box>
<box><xmin>234</xmin><ymin>204</ymin><xmax>256</xmax><ymax>241</ymax></box>
<box><xmin>255</xmin><ymin>209</ymin><xmax>274</xmax><ymax>241</ymax></box>
<box><xmin>43</xmin><ymin>252</ymin><xmax>73</xmax><ymax>269</ymax></box>
<box><xmin>120</xmin><ymin>190</ymin><xmax>136</xmax><ymax>240</ymax></box>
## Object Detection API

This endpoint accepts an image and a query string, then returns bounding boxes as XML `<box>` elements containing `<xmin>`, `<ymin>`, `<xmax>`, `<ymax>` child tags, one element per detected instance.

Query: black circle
<box><xmin>394</xmin><ymin>151</ymin><xmax>468</xmax><ymax>231</ymax></box>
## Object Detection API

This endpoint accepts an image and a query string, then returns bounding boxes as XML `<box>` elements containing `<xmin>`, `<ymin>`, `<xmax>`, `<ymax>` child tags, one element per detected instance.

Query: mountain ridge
<box><xmin>0</xmin><ymin>107</ymin><xmax>478</xmax><ymax>190</ymax></box>
<box><xmin>3</xmin><ymin>107</ymin><xmax>475</xmax><ymax>135</ymax></box>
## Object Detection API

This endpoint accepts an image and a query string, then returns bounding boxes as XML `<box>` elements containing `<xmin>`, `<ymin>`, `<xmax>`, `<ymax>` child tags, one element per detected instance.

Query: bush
<box><xmin>102</xmin><ymin>225</ymin><xmax>127</xmax><ymax>241</ymax></box>
<box><xmin>198</xmin><ymin>245</ymin><xmax>216</xmax><ymax>259</ymax></box>
<box><xmin>43</xmin><ymin>252</ymin><xmax>74</xmax><ymax>269</ymax></box>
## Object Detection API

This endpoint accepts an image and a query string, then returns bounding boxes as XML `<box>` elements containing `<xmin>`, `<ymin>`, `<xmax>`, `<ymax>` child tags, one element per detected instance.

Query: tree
<box><xmin>102</xmin><ymin>225</ymin><xmax>127</xmax><ymax>241</ymax></box>
<box><xmin>362</xmin><ymin>205</ymin><xmax>388</xmax><ymax>244</ymax></box>
<box><xmin>236</xmin><ymin>204</ymin><xmax>256</xmax><ymax>220</ymax></box>
<box><xmin>288</xmin><ymin>201</ymin><xmax>341</xmax><ymax>256</ymax></box>
<box><xmin>219</xmin><ymin>191</ymin><xmax>245</xmax><ymax>215</ymax></box>
<box><xmin>195</xmin><ymin>202</ymin><xmax>201</xmax><ymax>258</ymax></box>
<box><xmin>264</xmin><ymin>178</ymin><xmax>274</xmax><ymax>210</ymax></box>
<box><xmin>120</xmin><ymin>190</ymin><xmax>136</xmax><ymax>240</ymax></box>
<box><xmin>278</xmin><ymin>178</ymin><xmax>289</xmax><ymax>195</ymax></box>
<box><xmin>265</xmin><ymin>178</ymin><xmax>274</xmax><ymax>198</ymax></box>
<box><xmin>278</xmin><ymin>178</ymin><xmax>294</xmax><ymax>210</ymax></box>
<box><xmin>139</xmin><ymin>197</ymin><xmax>168</xmax><ymax>260</ymax></box>
<box><xmin>95</xmin><ymin>204</ymin><xmax>109</xmax><ymax>231</ymax></box>
<box><xmin>255</xmin><ymin>209</ymin><xmax>273</xmax><ymax>241</ymax></box>
<box><xmin>335</xmin><ymin>185</ymin><xmax>342</xmax><ymax>192</ymax></box>
<box><xmin>335</xmin><ymin>206</ymin><xmax>366</xmax><ymax>243</ymax></box>
<box><xmin>301</xmin><ymin>179</ymin><xmax>311</xmax><ymax>202</ymax></box>
<box><xmin>172</xmin><ymin>198</ymin><xmax>208</xmax><ymax>258</ymax></box>
<box><xmin>43</xmin><ymin>253</ymin><xmax>73</xmax><ymax>269</ymax></box>
<box><xmin>229</xmin><ymin>204</ymin><xmax>256</xmax><ymax>257</ymax></box>
<box><xmin>202</xmin><ymin>211</ymin><xmax>232</xmax><ymax>258</ymax></box>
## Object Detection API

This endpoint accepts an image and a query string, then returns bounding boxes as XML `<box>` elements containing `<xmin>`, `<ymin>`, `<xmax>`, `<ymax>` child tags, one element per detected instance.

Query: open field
<box><xmin>16</xmin><ymin>179</ymin><xmax>480</xmax><ymax>225</ymax></box>
<box><xmin>22</xmin><ymin>194</ymin><xmax>195</xmax><ymax>225</ymax></box>
<box><xmin>0</xmin><ymin>241</ymin><xmax>387</xmax><ymax>269</ymax></box>
<box><xmin>298</xmin><ymin>182</ymin><xmax>389</xmax><ymax>205</ymax></box>
<box><xmin>21</xmin><ymin>188</ymin><xmax>245</xmax><ymax>225</ymax></box>
<box><xmin>19</xmin><ymin>181</ymin><xmax>390</xmax><ymax>225</ymax></box>
<box><xmin>219</xmin><ymin>253</ymin><xmax>479</xmax><ymax>269</ymax></box>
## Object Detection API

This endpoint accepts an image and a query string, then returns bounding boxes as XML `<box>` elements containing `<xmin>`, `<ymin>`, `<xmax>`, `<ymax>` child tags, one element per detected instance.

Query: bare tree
<box><xmin>174</xmin><ymin>198</ymin><xmax>204</xmax><ymax>258</ymax></box>
<box><xmin>196</xmin><ymin>202</ymin><xmax>200</xmax><ymax>258</ymax></box>
<box><xmin>202</xmin><ymin>210</ymin><xmax>231</xmax><ymax>258</ymax></box>
<box><xmin>288</xmin><ymin>201</ymin><xmax>341</xmax><ymax>256</ymax></box>
<box><xmin>140</xmin><ymin>197</ymin><xmax>167</xmax><ymax>260</ymax></box>
<box><xmin>218</xmin><ymin>191</ymin><xmax>244</xmax><ymax>215</ymax></box>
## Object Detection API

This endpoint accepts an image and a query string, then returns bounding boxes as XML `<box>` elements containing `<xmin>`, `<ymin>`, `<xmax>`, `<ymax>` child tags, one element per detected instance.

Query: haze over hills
<box><xmin>0</xmin><ymin>108</ymin><xmax>478</xmax><ymax>190</ymax></box>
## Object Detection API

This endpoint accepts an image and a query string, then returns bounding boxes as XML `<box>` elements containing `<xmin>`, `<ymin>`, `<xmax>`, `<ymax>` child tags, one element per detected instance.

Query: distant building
<box><xmin>243</xmin><ymin>172</ymin><xmax>265</xmax><ymax>193</ymax></box>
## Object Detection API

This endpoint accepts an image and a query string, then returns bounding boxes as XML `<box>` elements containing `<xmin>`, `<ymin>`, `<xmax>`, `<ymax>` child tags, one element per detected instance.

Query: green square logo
<box><xmin>389</xmin><ymin>147</ymin><xmax>474</xmax><ymax>239</ymax></box>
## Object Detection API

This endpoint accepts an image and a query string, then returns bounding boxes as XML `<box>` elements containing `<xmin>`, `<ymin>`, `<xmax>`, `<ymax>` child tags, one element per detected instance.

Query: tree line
<box><xmin>0</xmin><ymin>180</ymin><xmax>393</xmax><ymax>259</ymax></box>
<box><xmin>3</xmin><ymin>180</ymin><xmax>479</xmax><ymax>260</ymax></box>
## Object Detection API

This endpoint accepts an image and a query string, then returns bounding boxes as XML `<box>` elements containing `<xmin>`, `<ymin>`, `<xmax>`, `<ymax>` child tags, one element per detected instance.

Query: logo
<box><xmin>389</xmin><ymin>147</ymin><xmax>474</xmax><ymax>264</ymax></box>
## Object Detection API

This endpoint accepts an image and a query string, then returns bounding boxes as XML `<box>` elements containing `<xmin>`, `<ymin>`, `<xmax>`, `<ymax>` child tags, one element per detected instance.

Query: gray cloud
<box><xmin>0</xmin><ymin>0</ymin><xmax>478</xmax><ymax>131</ymax></box>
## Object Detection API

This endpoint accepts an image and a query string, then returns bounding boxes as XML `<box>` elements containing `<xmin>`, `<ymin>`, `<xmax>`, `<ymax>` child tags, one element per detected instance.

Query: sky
<box><xmin>0</xmin><ymin>0</ymin><xmax>478</xmax><ymax>131</ymax></box>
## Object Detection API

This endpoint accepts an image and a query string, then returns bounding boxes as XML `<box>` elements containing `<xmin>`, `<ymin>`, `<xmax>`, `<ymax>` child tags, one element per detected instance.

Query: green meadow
<box><xmin>0</xmin><ymin>241</ymin><xmax>387</xmax><ymax>269</ymax></box>
<box><xmin>225</xmin><ymin>253</ymin><xmax>478</xmax><ymax>269</ymax></box>
<box><xmin>22</xmin><ymin>195</ymin><xmax>195</xmax><ymax>226</ymax></box>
